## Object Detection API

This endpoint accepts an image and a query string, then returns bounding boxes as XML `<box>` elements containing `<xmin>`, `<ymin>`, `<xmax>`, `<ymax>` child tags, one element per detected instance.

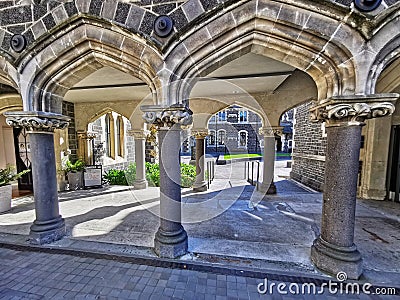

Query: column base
<box><xmin>193</xmin><ymin>181</ymin><xmax>207</xmax><ymax>192</ymax></box>
<box><xmin>134</xmin><ymin>179</ymin><xmax>148</xmax><ymax>190</ymax></box>
<box><xmin>311</xmin><ymin>237</ymin><xmax>362</xmax><ymax>279</ymax></box>
<box><xmin>154</xmin><ymin>226</ymin><xmax>188</xmax><ymax>258</ymax></box>
<box><xmin>29</xmin><ymin>216</ymin><xmax>66</xmax><ymax>245</ymax></box>
<box><xmin>259</xmin><ymin>181</ymin><xmax>277</xmax><ymax>194</ymax></box>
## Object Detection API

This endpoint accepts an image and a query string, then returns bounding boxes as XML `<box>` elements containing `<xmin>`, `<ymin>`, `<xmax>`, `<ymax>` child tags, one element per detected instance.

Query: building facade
<box><xmin>206</xmin><ymin>106</ymin><xmax>263</xmax><ymax>155</ymax></box>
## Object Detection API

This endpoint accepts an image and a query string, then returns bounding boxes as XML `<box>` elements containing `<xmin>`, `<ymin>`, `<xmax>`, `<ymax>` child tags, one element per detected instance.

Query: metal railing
<box><xmin>207</xmin><ymin>160</ymin><xmax>215</xmax><ymax>188</ymax></box>
<box><xmin>245</xmin><ymin>161</ymin><xmax>260</xmax><ymax>190</ymax></box>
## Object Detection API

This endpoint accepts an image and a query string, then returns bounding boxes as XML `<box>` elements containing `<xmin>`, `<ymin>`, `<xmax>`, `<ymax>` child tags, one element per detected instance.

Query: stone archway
<box><xmin>138</xmin><ymin>0</ymin><xmax>398</xmax><ymax>278</ymax></box>
<box><xmin>3</xmin><ymin>17</ymin><xmax>163</xmax><ymax>245</ymax></box>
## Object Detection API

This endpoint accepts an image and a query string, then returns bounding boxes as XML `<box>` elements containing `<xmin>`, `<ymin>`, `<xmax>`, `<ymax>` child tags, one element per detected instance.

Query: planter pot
<box><xmin>0</xmin><ymin>185</ymin><xmax>12</xmax><ymax>213</ymax></box>
<box><xmin>67</xmin><ymin>171</ymin><xmax>83</xmax><ymax>190</ymax></box>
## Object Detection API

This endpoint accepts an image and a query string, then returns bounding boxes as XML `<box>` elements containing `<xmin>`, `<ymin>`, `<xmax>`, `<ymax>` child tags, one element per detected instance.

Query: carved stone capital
<box><xmin>192</xmin><ymin>130</ymin><xmax>209</xmax><ymax>139</ymax></box>
<box><xmin>77</xmin><ymin>131</ymin><xmax>96</xmax><ymax>140</ymax></box>
<box><xmin>259</xmin><ymin>126</ymin><xmax>282</xmax><ymax>137</ymax></box>
<box><xmin>128</xmin><ymin>130</ymin><xmax>148</xmax><ymax>139</ymax></box>
<box><xmin>310</xmin><ymin>94</ymin><xmax>398</xmax><ymax>126</ymax></box>
<box><xmin>141</xmin><ymin>104</ymin><xmax>193</xmax><ymax>129</ymax></box>
<box><xmin>4</xmin><ymin>111</ymin><xmax>70</xmax><ymax>133</ymax></box>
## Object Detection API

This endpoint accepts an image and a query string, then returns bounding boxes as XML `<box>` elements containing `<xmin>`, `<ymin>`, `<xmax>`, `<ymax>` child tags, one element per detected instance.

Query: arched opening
<box><xmin>374</xmin><ymin>57</ymin><xmax>400</xmax><ymax>202</ymax></box>
<box><xmin>0</xmin><ymin>92</ymin><xmax>33</xmax><ymax>197</ymax></box>
<box><xmin>87</xmin><ymin>111</ymin><xmax>133</xmax><ymax>169</ymax></box>
<box><xmin>62</xmin><ymin>65</ymin><xmax>151</xmax><ymax>170</ymax></box>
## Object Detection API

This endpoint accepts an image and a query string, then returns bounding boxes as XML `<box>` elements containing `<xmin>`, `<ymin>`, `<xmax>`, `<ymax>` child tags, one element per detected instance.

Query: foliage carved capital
<box><xmin>141</xmin><ymin>104</ymin><xmax>193</xmax><ymax>129</ymax></box>
<box><xmin>192</xmin><ymin>130</ymin><xmax>209</xmax><ymax>139</ymax></box>
<box><xmin>310</xmin><ymin>94</ymin><xmax>398</xmax><ymax>126</ymax></box>
<box><xmin>4</xmin><ymin>111</ymin><xmax>70</xmax><ymax>133</ymax></box>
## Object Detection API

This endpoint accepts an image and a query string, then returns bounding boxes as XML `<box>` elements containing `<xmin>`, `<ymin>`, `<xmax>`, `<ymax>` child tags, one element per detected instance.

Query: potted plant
<box><xmin>0</xmin><ymin>165</ymin><xmax>30</xmax><ymax>213</ymax></box>
<box><xmin>63</xmin><ymin>159</ymin><xmax>85</xmax><ymax>190</ymax></box>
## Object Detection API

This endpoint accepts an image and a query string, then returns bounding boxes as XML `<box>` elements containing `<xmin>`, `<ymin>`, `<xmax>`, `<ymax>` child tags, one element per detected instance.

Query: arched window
<box><xmin>217</xmin><ymin>130</ymin><xmax>226</xmax><ymax>146</ymax></box>
<box><xmin>104</xmin><ymin>113</ymin><xmax>115</xmax><ymax>159</ymax></box>
<box><xmin>239</xmin><ymin>110</ymin><xmax>248</xmax><ymax>123</ymax></box>
<box><xmin>208</xmin><ymin>130</ymin><xmax>216</xmax><ymax>145</ymax></box>
<box><xmin>238</xmin><ymin>130</ymin><xmax>248</xmax><ymax>148</ymax></box>
<box><xmin>116</xmin><ymin>116</ymin><xmax>124</xmax><ymax>157</ymax></box>
<box><xmin>218</xmin><ymin>110</ymin><xmax>226</xmax><ymax>122</ymax></box>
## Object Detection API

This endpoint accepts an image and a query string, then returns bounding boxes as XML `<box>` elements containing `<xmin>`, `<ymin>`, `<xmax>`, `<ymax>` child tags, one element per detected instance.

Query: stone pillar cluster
<box><xmin>309</xmin><ymin>94</ymin><xmax>397</xmax><ymax>279</ymax></box>
<box><xmin>142</xmin><ymin>104</ymin><xmax>193</xmax><ymax>258</ymax></box>
<box><xmin>192</xmin><ymin>130</ymin><xmax>209</xmax><ymax>192</ymax></box>
<box><xmin>5</xmin><ymin>111</ymin><xmax>70</xmax><ymax>245</ymax></box>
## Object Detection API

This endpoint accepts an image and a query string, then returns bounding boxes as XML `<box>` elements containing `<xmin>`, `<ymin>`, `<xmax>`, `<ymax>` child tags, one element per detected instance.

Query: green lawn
<box><xmin>275</xmin><ymin>153</ymin><xmax>292</xmax><ymax>157</ymax></box>
<box><xmin>224</xmin><ymin>153</ymin><xmax>262</xmax><ymax>160</ymax></box>
<box><xmin>224</xmin><ymin>153</ymin><xmax>292</xmax><ymax>159</ymax></box>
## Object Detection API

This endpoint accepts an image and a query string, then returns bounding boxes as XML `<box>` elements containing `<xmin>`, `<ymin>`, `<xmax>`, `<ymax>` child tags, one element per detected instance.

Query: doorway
<box><xmin>13</xmin><ymin>127</ymin><xmax>33</xmax><ymax>191</ymax></box>
<box><xmin>387</xmin><ymin>125</ymin><xmax>400</xmax><ymax>202</ymax></box>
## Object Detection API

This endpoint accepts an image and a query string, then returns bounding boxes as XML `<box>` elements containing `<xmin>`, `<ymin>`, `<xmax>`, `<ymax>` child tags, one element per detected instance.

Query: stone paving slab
<box><xmin>0</xmin><ymin>247</ymin><xmax>398</xmax><ymax>299</ymax></box>
<box><xmin>0</xmin><ymin>162</ymin><xmax>399</xmax><ymax>291</ymax></box>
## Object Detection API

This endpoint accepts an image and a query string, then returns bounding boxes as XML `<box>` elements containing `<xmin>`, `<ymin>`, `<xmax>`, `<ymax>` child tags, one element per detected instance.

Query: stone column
<box><xmin>142</xmin><ymin>104</ymin><xmax>193</xmax><ymax>258</ymax></box>
<box><xmin>5</xmin><ymin>111</ymin><xmax>70</xmax><ymax>245</ymax></box>
<box><xmin>77</xmin><ymin>131</ymin><xmax>96</xmax><ymax>165</ymax></box>
<box><xmin>128</xmin><ymin>130</ymin><xmax>148</xmax><ymax>190</ymax></box>
<box><xmin>259</xmin><ymin>127</ymin><xmax>281</xmax><ymax>194</ymax></box>
<box><xmin>192</xmin><ymin>130</ymin><xmax>208</xmax><ymax>192</ymax></box>
<box><xmin>359</xmin><ymin>117</ymin><xmax>392</xmax><ymax>200</ymax></box>
<box><xmin>309</xmin><ymin>94</ymin><xmax>397</xmax><ymax>279</ymax></box>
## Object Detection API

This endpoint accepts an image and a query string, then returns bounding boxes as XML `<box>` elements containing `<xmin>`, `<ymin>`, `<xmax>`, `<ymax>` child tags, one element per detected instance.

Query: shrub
<box><xmin>146</xmin><ymin>162</ymin><xmax>160</xmax><ymax>187</ymax></box>
<box><xmin>103</xmin><ymin>162</ymin><xmax>197</xmax><ymax>188</ymax></box>
<box><xmin>125</xmin><ymin>163</ymin><xmax>136</xmax><ymax>186</ymax></box>
<box><xmin>0</xmin><ymin>165</ymin><xmax>30</xmax><ymax>187</ymax></box>
<box><xmin>180</xmin><ymin>163</ymin><xmax>196</xmax><ymax>188</ymax></box>
<box><xmin>63</xmin><ymin>159</ymin><xmax>85</xmax><ymax>173</ymax></box>
<box><xmin>103</xmin><ymin>169</ymin><xmax>127</xmax><ymax>185</ymax></box>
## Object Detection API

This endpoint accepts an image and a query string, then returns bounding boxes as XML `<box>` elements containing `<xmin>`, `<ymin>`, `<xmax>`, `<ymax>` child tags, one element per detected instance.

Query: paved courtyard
<box><xmin>2</xmin><ymin>247</ymin><xmax>398</xmax><ymax>300</ymax></box>
<box><xmin>0</xmin><ymin>161</ymin><xmax>399</xmax><ymax>298</ymax></box>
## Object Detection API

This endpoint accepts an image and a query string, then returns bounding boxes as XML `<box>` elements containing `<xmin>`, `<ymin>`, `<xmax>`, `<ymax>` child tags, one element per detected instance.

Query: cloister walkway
<box><xmin>0</xmin><ymin>161</ymin><xmax>399</xmax><ymax>288</ymax></box>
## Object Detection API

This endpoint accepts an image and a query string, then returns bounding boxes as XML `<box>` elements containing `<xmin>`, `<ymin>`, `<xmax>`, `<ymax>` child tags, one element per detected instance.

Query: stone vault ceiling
<box><xmin>64</xmin><ymin>53</ymin><xmax>296</xmax><ymax>103</ymax></box>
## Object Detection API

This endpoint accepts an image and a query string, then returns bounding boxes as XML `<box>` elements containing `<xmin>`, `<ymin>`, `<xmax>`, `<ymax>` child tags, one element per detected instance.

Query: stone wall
<box><xmin>291</xmin><ymin>102</ymin><xmax>327</xmax><ymax>191</ymax></box>
<box><xmin>1</xmin><ymin>0</ymin><xmax>399</xmax><ymax>63</ymax></box>
<box><xmin>125</xmin><ymin>121</ymin><xmax>135</xmax><ymax>163</ymax></box>
<box><xmin>133</xmin><ymin>0</ymin><xmax>187</xmax><ymax>14</ymax></box>
<box><xmin>62</xmin><ymin>101</ymin><xmax>78</xmax><ymax>161</ymax></box>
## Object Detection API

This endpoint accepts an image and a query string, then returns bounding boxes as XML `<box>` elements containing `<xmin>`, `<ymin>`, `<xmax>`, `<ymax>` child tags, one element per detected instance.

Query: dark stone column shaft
<box><xmin>321</xmin><ymin>125</ymin><xmax>361</xmax><ymax>246</ymax></box>
<box><xmin>311</xmin><ymin>123</ymin><xmax>363</xmax><ymax>279</ymax></box>
<box><xmin>29</xmin><ymin>132</ymin><xmax>66</xmax><ymax>244</ymax></box>
<box><xmin>154</xmin><ymin>125</ymin><xmax>188</xmax><ymax>258</ymax></box>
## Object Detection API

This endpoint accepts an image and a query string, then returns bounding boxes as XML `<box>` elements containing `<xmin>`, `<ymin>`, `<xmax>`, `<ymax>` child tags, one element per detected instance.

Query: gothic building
<box><xmin>206</xmin><ymin>106</ymin><xmax>263</xmax><ymax>154</ymax></box>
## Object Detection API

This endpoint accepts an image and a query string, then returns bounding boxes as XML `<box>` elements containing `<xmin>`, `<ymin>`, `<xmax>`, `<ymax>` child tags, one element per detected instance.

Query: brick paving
<box><xmin>0</xmin><ymin>248</ymin><xmax>397</xmax><ymax>299</ymax></box>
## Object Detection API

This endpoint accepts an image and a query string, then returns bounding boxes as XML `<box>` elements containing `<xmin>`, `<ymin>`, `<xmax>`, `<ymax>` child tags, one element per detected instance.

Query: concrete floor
<box><xmin>0</xmin><ymin>160</ymin><xmax>399</xmax><ymax>287</ymax></box>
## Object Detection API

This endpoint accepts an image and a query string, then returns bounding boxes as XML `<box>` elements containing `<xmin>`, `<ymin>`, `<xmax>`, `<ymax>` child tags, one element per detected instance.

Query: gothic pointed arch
<box><xmin>164</xmin><ymin>0</ymin><xmax>364</xmax><ymax>103</ymax></box>
<box><xmin>366</xmin><ymin>6</ymin><xmax>400</xmax><ymax>93</ymax></box>
<box><xmin>17</xmin><ymin>19</ymin><xmax>163</xmax><ymax>113</ymax></box>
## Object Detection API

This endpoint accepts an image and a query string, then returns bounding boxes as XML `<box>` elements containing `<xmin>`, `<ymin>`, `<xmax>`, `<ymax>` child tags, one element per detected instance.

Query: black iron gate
<box><xmin>13</xmin><ymin>127</ymin><xmax>33</xmax><ymax>190</ymax></box>
<box><xmin>387</xmin><ymin>125</ymin><xmax>400</xmax><ymax>202</ymax></box>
